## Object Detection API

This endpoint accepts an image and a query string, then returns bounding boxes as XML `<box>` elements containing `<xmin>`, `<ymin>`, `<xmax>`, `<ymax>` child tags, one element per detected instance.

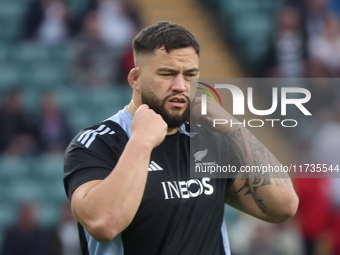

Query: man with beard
<box><xmin>63</xmin><ymin>22</ymin><xmax>299</xmax><ymax>255</ymax></box>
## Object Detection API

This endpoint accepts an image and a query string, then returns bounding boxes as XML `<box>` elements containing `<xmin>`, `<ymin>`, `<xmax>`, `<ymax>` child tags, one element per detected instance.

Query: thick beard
<box><xmin>141</xmin><ymin>87</ymin><xmax>190</xmax><ymax>129</ymax></box>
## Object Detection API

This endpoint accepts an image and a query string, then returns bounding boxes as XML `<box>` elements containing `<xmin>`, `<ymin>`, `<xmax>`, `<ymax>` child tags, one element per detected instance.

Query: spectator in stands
<box><xmin>22</xmin><ymin>0</ymin><xmax>71</xmax><ymax>44</ymax></box>
<box><xmin>249</xmin><ymin>225</ymin><xmax>281</xmax><ymax>255</ymax></box>
<box><xmin>57</xmin><ymin>203</ymin><xmax>81</xmax><ymax>255</ymax></box>
<box><xmin>36</xmin><ymin>91</ymin><xmax>72</xmax><ymax>153</ymax></box>
<box><xmin>0</xmin><ymin>89</ymin><xmax>38</xmax><ymax>156</ymax></box>
<box><xmin>295</xmin><ymin>177</ymin><xmax>334</xmax><ymax>255</ymax></box>
<box><xmin>263</xmin><ymin>5</ymin><xmax>308</xmax><ymax>77</ymax></box>
<box><xmin>308</xmin><ymin>14</ymin><xmax>340</xmax><ymax>76</ymax></box>
<box><xmin>86</xmin><ymin>0</ymin><xmax>138</xmax><ymax>49</ymax></box>
<box><xmin>70</xmin><ymin>0</ymin><xmax>141</xmax><ymax>85</ymax></box>
<box><xmin>69</xmin><ymin>10</ymin><xmax>122</xmax><ymax>88</ymax></box>
<box><xmin>305</xmin><ymin>0</ymin><xmax>329</xmax><ymax>38</ymax></box>
<box><xmin>1</xmin><ymin>203</ymin><xmax>48</xmax><ymax>255</ymax></box>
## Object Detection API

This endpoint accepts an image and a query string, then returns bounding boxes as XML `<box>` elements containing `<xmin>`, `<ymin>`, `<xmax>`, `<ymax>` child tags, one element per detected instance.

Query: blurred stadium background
<box><xmin>0</xmin><ymin>0</ymin><xmax>340</xmax><ymax>254</ymax></box>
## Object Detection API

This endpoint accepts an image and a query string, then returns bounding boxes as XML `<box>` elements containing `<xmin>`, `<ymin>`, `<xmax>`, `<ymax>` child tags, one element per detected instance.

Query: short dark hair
<box><xmin>132</xmin><ymin>21</ymin><xmax>200</xmax><ymax>58</ymax></box>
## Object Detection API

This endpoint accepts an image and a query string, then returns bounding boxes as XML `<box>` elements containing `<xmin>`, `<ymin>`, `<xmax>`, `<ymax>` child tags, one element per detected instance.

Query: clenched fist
<box><xmin>131</xmin><ymin>104</ymin><xmax>168</xmax><ymax>148</ymax></box>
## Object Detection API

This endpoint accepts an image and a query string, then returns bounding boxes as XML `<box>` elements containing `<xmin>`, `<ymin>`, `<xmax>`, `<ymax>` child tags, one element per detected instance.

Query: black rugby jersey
<box><xmin>63</xmin><ymin>106</ymin><xmax>240</xmax><ymax>255</ymax></box>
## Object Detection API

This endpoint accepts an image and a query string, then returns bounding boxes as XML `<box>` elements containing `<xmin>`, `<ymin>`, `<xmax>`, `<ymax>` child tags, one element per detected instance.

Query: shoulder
<box><xmin>63</xmin><ymin>120</ymin><xmax>129</xmax><ymax>199</ymax></box>
<box><xmin>67</xmin><ymin>120</ymin><xmax>128</xmax><ymax>152</ymax></box>
<box><xmin>64</xmin><ymin>120</ymin><xmax>129</xmax><ymax>179</ymax></box>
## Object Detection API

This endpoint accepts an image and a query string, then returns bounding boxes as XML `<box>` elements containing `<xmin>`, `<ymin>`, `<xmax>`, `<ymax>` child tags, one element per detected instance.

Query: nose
<box><xmin>171</xmin><ymin>74</ymin><xmax>187</xmax><ymax>93</ymax></box>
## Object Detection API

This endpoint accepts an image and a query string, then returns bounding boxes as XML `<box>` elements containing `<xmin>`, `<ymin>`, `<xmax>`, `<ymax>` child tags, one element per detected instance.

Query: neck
<box><xmin>167</xmin><ymin>127</ymin><xmax>178</xmax><ymax>135</ymax></box>
<box><xmin>127</xmin><ymin>100</ymin><xmax>137</xmax><ymax>116</ymax></box>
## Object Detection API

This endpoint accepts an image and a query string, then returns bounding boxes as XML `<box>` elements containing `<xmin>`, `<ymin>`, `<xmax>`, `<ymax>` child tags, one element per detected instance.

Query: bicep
<box><xmin>71</xmin><ymin>180</ymin><xmax>102</xmax><ymax>223</ymax></box>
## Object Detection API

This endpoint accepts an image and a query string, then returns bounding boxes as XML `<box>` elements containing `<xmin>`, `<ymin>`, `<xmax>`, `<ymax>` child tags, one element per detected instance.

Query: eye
<box><xmin>185</xmin><ymin>73</ymin><xmax>197</xmax><ymax>77</ymax></box>
<box><xmin>160</xmin><ymin>73</ymin><xmax>172</xmax><ymax>77</ymax></box>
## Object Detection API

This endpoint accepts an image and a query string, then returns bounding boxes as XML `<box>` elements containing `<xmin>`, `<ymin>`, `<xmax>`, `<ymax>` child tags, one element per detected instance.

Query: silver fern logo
<box><xmin>194</xmin><ymin>149</ymin><xmax>208</xmax><ymax>162</ymax></box>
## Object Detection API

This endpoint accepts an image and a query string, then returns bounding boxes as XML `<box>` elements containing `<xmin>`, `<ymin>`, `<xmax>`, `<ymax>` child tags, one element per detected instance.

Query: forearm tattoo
<box><xmin>229</xmin><ymin>124</ymin><xmax>292</xmax><ymax>213</ymax></box>
<box><xmin>236</xmin><ymin>172</ymin><xmax>268</xmax><ymax>213</ymax></box>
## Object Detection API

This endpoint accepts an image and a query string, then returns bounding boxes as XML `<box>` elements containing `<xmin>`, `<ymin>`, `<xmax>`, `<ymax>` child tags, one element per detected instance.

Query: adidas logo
<box><xmin>77</xmin><ymin>124</ymin><xmax>115</xmax><ymax>148</ymax></box>
<box><xmin>148</xmin><ymin>161</ymin><xmax>163</xmax><ymax>171</ymax></box>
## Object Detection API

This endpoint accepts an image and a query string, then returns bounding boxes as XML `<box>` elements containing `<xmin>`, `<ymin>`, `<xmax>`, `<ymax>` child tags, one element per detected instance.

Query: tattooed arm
<box><xmin>191</xmin><ymin>97</ymin><xmax>299</xmax><ymax>223</ymax></box>
<box><xmin>224</xmin><ymin>118</ymin><xmax>299</xmax><ymax>223</ymax></box>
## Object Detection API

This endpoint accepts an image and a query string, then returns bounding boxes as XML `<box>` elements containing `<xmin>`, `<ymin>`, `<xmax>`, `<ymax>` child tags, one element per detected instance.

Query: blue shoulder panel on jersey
<box><xmin>106</xmin><ymin>106</ymin><xmax>133</xmax><ymax>138</ymax></box>
<box><xmin>105</xmin><ymin>106</ymin><xmax>190</xmax><ymax>138</ymax></box>
<box><xmin>85</xmin><ymin>230</ymin><xmax>124</xmax><ymax>255</ymax></box>
<box><xmin>221</xmin><ymin>215</ymin><xmax>231</xmax><ymax>254</ymax></box>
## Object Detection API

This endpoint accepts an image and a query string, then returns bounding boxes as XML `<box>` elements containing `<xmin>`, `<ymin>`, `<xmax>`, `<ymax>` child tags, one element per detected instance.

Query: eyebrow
<box><xmin>156</xmin><ymin>68</ymin><xmax>199</xmax><ymax>73</ymax></box>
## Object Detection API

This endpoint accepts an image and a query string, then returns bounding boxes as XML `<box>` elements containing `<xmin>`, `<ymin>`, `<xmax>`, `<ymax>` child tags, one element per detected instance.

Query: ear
<box><xmin>128</xmin><ymin>68</ymin><xmax>141</xmax><ymax>91</ymax></box>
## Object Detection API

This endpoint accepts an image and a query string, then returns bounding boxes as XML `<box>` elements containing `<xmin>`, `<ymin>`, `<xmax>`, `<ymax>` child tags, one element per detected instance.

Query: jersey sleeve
<box><xmin>63</xmin><ymin>121</ymin><xmax>129</xmax><ymax>199</ymax></box>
